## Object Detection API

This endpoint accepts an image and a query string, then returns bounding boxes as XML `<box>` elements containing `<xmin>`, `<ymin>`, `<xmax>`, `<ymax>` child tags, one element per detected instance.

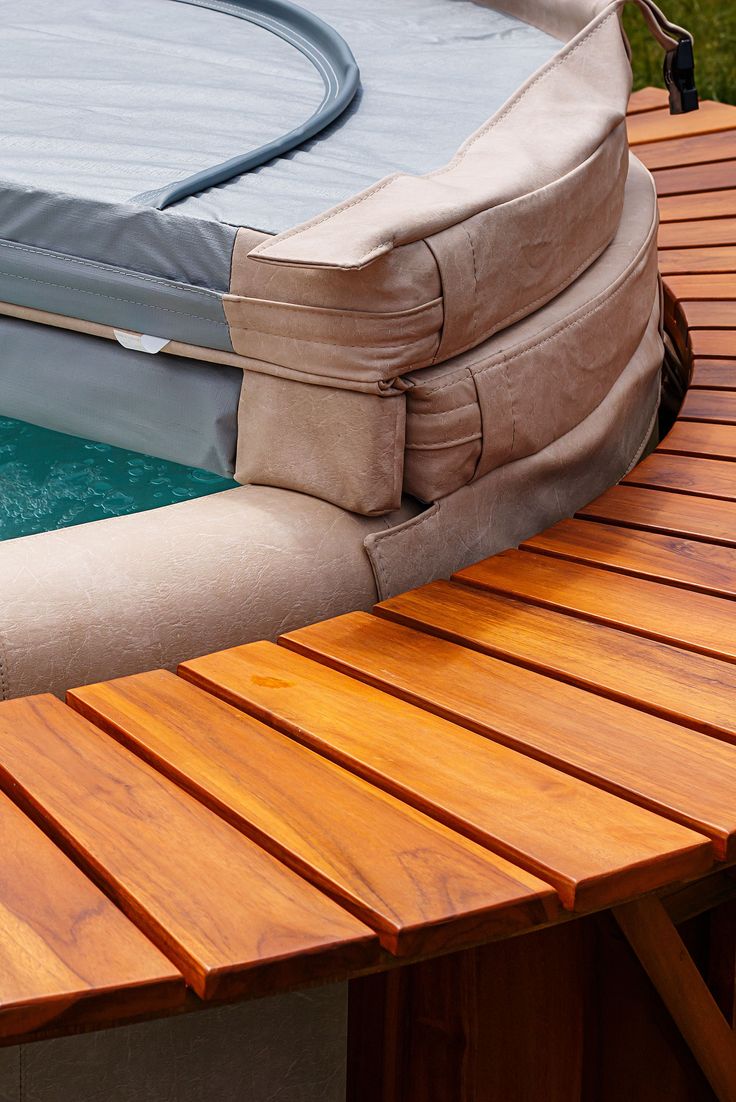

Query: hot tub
<box><xmin>0</xmin><ymin>0</ymin><xmax>689</xmax><ymax>700</ymax></box>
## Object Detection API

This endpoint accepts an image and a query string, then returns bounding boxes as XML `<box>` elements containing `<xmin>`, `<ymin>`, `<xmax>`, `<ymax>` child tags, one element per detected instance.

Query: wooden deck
<box><xmin>1</xmin><ymin>88</ymin><xmax>736</xmax><ymax>1099</ymax></box>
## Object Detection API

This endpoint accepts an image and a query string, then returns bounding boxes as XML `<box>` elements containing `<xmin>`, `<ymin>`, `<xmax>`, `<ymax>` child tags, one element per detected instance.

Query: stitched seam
<box><xmin>256</xmin><ymin>11</ymin><xmax>617</xmax><ymax>256</ymax></box>
<box><xmin>0</xmin><ymin>631</ymin><xmax>9</xmax><ymax>702</ymax></box>
<box><xmin>411</xmin><ymin>401</ymin><xmax>480</xmax><ymax>416</ymax></box>
<box><xmin>225</xmin><ymin>295</ymin><xmax>442</xmax><ymax>322</ymax></box>
<box><xmin>0</xmin><ymin>239</ymin><xmax>217</xmax><ymax>298</ymax></box>
<box><xmin>463</xmin><ymin>225</ymin><xmax>479</xmax><ymax>349</ymax></box>
<box><xmin>2</xmin><ymin>272</ymin><xmax>226</xmax><ymax>325</ymax></box>
<box><xmin>406</xmin><ymin>432</ymin><xmax>482</xmax><ymax>451</ymax></box>
<box><xmin>231</xmin><ymin>329</ymin><xmax>435</xmax><ymax>351</ymax></box>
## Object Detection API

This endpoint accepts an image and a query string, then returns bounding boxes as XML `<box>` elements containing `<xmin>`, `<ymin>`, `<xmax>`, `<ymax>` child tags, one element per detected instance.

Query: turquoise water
<box><xmin>0</xmin><ymin>417</ymin><xmax>238</xmax><ymax>540</ymax></box>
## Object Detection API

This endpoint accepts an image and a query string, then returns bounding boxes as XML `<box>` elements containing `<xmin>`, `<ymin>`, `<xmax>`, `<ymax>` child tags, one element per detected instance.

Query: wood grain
<box><xmin>659</xmin><ymin>249</ymin><xmax>736</xmax><ymax>276</ymax></box>
<box><xmin>659</xmin><ymin>420</ymin><xmax>736</xmax><ymax>459</ymax></box>
<box><xmin>0</xmin><ymin>695</ymin><xmax>376</xmax><ymax>1002</ymax></box>
<box><xmin>0</xmin><ymin>790</ymin><xmax>183</xmax><ymax>1041</ymax></box>
<box><xmin>455</xmin><ymin>549</ymin><xmax>736</xmax><ymax>661</ymax></box>
<box><xmin>190</xmin><ymin>626</ymin><xmax>736</xmax><ymax>864</ymax></box>
<box><xmin>667</xmin><ymin>277</ymin><xmax>736</xmax><ymax>303</ymax></box>
<box><xmin>68</xmin><ymin>670</ymin><xmax>556</xmax><ymax>957</ymax></box>
<box><xmin>659</xmin><ymin>220</ymin><xmax>736</xmax><ymax>249</ymax></box>
<box><xmin>628</xmin><ymin>102</ymin><xmax>736</xmax><ymax>146</ymax></box>
<box><xmin>580</xmin><ymin>483</ymin><xmax>736</xmax><ymax>547</ymax></box>
<box><xmin>659</xmin><ymin>189</ymin><xmax>736</xmax><ymax>223</ymax></box>
<box><xmin>690</xmin><ymin>330</ymin><xmax>736</xmax><ymax>359</ymax></box>
<box><xmin>373</xmin><ymin>581</ymin><xmax>736</xmax><ymax>744</ymax></box>
<box><xmin>639</xmin><ymin>130</ymin><xmax>736</xmax><ymax>172</ymax></box>
<box><xmin>623</xmin><ymin>452</ymin><xmax>736</xmax><ymax>500</ymax></box>
<box><xmin>615</xmin><ymin>897</ymin><xmax>736</xmax><ymax>1102</ymax></box>
<box><xmin>653</xmin><ymin>160</ymin><xmax>736</xmax><ymax>197</ymax></box>
<box><xmin>680</xmin><ymin>390</ymin><xmax>736</xmax><ymax>423</ymax></box>
<box><xmin>180</xmin><ymin>641</ymin><xmax>712</xmax><ymax>913</ymax></box>
<box><xmin>678</xmin><ymin>301</ymin><xmax>736</xmax><ymax>328</ymax></box>
<box><xmin>522</xmin><ymin>517</ymin><xmax>736</xmax><ymax>598</ymax></box>
<box><xmin>628</xmin><ymin>87</ymin><xmax>670</xmax><ymax>114</ymax></box>
<box><xmin>691</xmin><ymin>360</ymin><xmax>736</xmax><ymax>389</ymax></box>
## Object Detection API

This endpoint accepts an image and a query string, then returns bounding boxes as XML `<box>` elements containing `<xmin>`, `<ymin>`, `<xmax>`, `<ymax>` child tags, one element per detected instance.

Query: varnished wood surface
<box><xmin>522</xmin><ymin>518</ymin><xmax>736</xmax><ymax>598</ymax></box>
<box><xmin>0</xmin><ymin>790</ymin><xmax>184</xmax><ymax>1041</ymax></box>
<box><xmin>0</xmin><ymin>695</ymin><xmax>377</xmax><ymax>1003</ymax></box>
<box><xmin>455</xmin><ymin>549</ymin><xmax>736</xmax><ymax>661</ymax></box>
<box><xmin>580</xmin><ymin>484</ymin><xmax>736</xmax><ymax>546</ymax></box>
<box><xmin>628</xmin><ymin>101</ymin><xmax>736</xmax><ymax>146</ymax></box>
<box><xmin>691</xmin><ymin>361</ymin><xmax>736</xmax><ymax>389</ymax></box>
<box><xmin>181</xmin><ymin>641</ymin><xmax>712</xmax><ymax>912</ymax></box>
<box><xmin>183</xmin><ymin>633</ymin><xmax>736</xmax><ymax>863</ymax></box>
<box><xmin>658</xmin><ymin>421</ymin><xmax>736</xmax><ymax>461</ymax></box>
<box><xmin>68</xmin><ymin>670</ymin><xmax>556</xmax><ymax>958</ymax></box>
<box><xmin>375</xmin><ymin>581</ymin><xmax>736</xmax><ymax>742</ymax></box>
<box><xmin>623</xmin><ymin>453</ymin><xmax>736</xmax><ymax>501</ymax></box>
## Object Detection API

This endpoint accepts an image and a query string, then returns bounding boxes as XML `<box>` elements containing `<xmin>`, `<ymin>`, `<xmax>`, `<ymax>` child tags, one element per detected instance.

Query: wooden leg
<box><xmin>614</xmin><ymin>896</ymin><xmax>736</xmax><ymax>1102</ymax></box>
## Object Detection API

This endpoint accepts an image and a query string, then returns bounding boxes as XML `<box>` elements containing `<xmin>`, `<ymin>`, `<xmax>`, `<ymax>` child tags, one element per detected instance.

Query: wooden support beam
<box><xmin>615</xmin><ymin>896</ymin><xmax>736</xmax><ymax>1102</ymax></box>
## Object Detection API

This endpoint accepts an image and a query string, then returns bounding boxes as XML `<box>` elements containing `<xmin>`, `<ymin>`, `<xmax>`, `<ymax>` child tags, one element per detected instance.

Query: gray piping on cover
<box><xmin>133</xmin><ymin>0</ymin><xmax>360</xmax><ymax>210</ymax></box>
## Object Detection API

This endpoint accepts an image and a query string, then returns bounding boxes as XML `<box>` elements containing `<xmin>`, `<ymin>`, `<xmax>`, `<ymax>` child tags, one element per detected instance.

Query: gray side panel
<box><xmin>0</xmin><ymin>316</ymin><xmax>242</xmax><ymax>476</ymax></box>
<box><xmin>0</xmin><ymin>183</ymin><xmax>236</xmax><ymax>291</ymax></box>
<box><xmin>0</xmin><ymin>238</ymin><xmax>232</xmax><ymax>350</ymax></box>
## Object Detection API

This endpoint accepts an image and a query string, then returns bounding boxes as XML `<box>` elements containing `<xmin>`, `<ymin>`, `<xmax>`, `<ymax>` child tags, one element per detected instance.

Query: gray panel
<box><xmin>5</xmin><ymin>984</ymin><xmax>347</xmax><ymax>1102</ymax></box>
<box><xmin>0</xmin><ymin>238</ymin><xmax>232</xmax><ymax>350</ymax></box>
<box><xmin>0</xmin><ymin>184</ymin><xmax>236</xmax><ymax>292</ymax></box>
<box><xmin>0</xmin><ymin>316</ymin><xmax>241</xmax><ymax>476</ymax></box>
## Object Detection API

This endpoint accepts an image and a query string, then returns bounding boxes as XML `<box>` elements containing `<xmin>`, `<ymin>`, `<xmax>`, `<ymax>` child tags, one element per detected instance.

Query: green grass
<box><xmin>624</xmin><ymin>0</ymin><xmax>736</xmax><ymax>104</ymax></box>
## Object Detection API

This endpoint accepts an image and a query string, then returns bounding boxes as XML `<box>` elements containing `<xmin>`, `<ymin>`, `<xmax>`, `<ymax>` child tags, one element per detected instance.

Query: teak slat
<box><xmin>690</xmin><ymin>330</ymin><xmax>736</xmax><ymax>359</ymax></box>
<box><xmin>679</xmin><ymin>301</ymin><xmax>736</xmax><ymax>329</ymax></box>
<box><xmin>659</xmin><ymin>421</ymin><xmax>736</xmax><ymax>460</ymax></box>
<box><xmin>0</xmin><ymin>790</ymin><xmax>183</xmax><ymax>1041</ymax></box>
<box><xmin>680</xmin><ymin>390</ymin><xmax>736</xmax><ymax>423</ymax></box>
<box><xmin>373</xmin><ymin>580</ymin><xmax>736</xmax><ymax>744</ymax></box>
<box><xmin>653</xmin><ymin>160</ymin><xmax>736</xmax><ymax>197</ymax></box>
<box><xmin>639</xmin><ymin>130</ymin><xmax>736</xmax><ymax>172</ymax></box>
<box><xmin>455</xmin><ymin>549</ymin><xmax>736</xmax><ymax>662</ymax></box>
<box><xmin>628</xmin><ymin>102</ymin><xmax>736</xmax><ymax>146</ymax></box>
<box><xmin>203</xmin><ymin>625</ymin><xmax>736</xmax><ymax>863</ymax></box>
<box><xmin>67</xmin><ymin>670</ymin><xmax>556</xmax><ymax>957</ymax></box>
<box><xmin>0</xmin><ymin>695</ymin><xmax>376</xmax><ymax>1002</ymax></box>
<box><xmin>522</xmin><ymin>517</ymin><xmax>736</xmax><ymax>599</ymax></box>
<box><xmin>659</xmin><ymin>250</ymin><xmax>736</xmax><ymax>276</ymax></box>
<box><xmin>628</xmin><ymin>87</ymin><xmax>670</xmax><ymax>114</ymax></box>
<box><xmin>580</xmin><ymin>483</ymin><xmax>736</xmax><ymax>547</ymax></box>
<box><xmin>179</xmin><ymin>643</ymin><xmax>713</xmax><ymax>913</ymax></box>
<box><xmin>666</xmin><ymin>275</ymin><xmax>736</xmax><ymax>299</ymax></box>
<box><xmin>691</xmin><ymin>360</ymin><xmax>736</xmax><ymax>389</ymax></box>
<box><xmin>659</xmin><ymin>220</ymin><xmax>736</xmax><ymax>249</ymax></box>
<box><xmin>623</xmin><ymin>452</ymin><xmax>736</xmax><ymax>501</ymax></box>
<box><xmin>658</xmin><ymin>190</ymin><xmax>736</xmax><ymax>223</ymax></box>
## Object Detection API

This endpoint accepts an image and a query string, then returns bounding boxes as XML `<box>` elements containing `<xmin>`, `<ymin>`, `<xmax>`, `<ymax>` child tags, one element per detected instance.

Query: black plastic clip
<box><xmin>664</xmin><ymin>37</ymin><xmax>699</xmax><ymax>115</ymax></box>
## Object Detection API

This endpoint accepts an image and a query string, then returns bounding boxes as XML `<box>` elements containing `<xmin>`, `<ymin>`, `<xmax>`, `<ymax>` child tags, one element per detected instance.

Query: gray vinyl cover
<box><xmin>0</xmin><ymin>0</ymin><xmax>561</xmax><ymax>344</ymax></box>
<box><xmin>0</xmin><ymin>316</ymin><xmax>242</xmax><ymax>475</ymax></box>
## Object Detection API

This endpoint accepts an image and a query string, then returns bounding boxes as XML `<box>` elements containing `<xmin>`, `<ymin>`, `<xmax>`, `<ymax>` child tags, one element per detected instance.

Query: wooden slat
<box><xmin>623</xmin><ymin>452</ymin><xmax>736</xmax><ymax>500</ymax></box>
<box><xmin>679</xmin><ymin>301</ymin><xmax>736</xmax><ymax>328</ymax></box>
<box><xmin>628</xmin><ymin>87</ymin><xmax>670</xmax><ymax>114</ymax></box>
<box><xmin>580</xmin><ymin>483</ymin><xmax>736</xmax><ymax>547</ymax></box>
<box><xmin>373</xmin><ymin>580</ymin><xmax>736</xmax><ymax>744</ymax></box>
<box><xmin>659</xmin><ymin>220</ymin><xmax>736</xmax><ymax>249</ymax></box>
<box><xmin>653</xmin><ymin>160</ymin><xmax>736</xmax><ymax>197</ymax></box>
<box><xmin>680</xmin><ymin>390</ymin><xmax>736</xmax><ymax>423</ymax></box>
<box><xmin>659</xmin><ymin>250</ymin><xmax>736</xmax><ymax>276</ymax></box>
<box><xmin>0</xmin><ymin>695</ymin><xmax>376</xmax><ymax>1002</ymax></box>
<box><xmin>180</xmin><ymin>640</ymin><xmax>713</xmax><ymax>912</ymax></box>
<box><xmin>690</xmin><ymin>330</ymin><xmax>736</xmax><ymax>358</ymax></box>
<box><xmin>193</xmin><ymin>629</ymin><xmax>736</xmax><ymax>864</ymax></box>
<box><xmin>628</xmin><ymin>102</ymin><xmax>736</xmax><ymax>146</ymax></box>
<box><xmin>659</xmin><ymin>190</ymin><xmax>736</xmax><ymax>223</ymax></box>
<box><xmin>522</xmin><ymin>517</ymin><xmax>736</xmax><ymax>599</ymax></box>
<box><xmin>665</xmin><ymin>277</ymin><xmax>736</xmax><ymax>304</ymax></box>
<box><xmin>0</xmin><ymin>790</ymin><xmax>184</xmax><ymax>1041</ymax></box>
<box><xmin>659</xmin><ymin>421</ymin><xmax>736</xmax><ymax>460</ymax></box>
<box><xmin>691</xmin><ymin>360</ymin><xmax>736</xmax><ymax>389</ymax></box>
<box><xmin>639</xmin><ymin>130</ymin><xmax>736</xmax><ymax>172</ymax></box>
<box><xmin>455</xmin><ymin>550</ymin><xmax>736</xmax><ymax>661</ymax></box>
<box><xmin>67</xmin><ymin>670</ymin><xmax>557</xmax><ymax>957</ymax></box>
